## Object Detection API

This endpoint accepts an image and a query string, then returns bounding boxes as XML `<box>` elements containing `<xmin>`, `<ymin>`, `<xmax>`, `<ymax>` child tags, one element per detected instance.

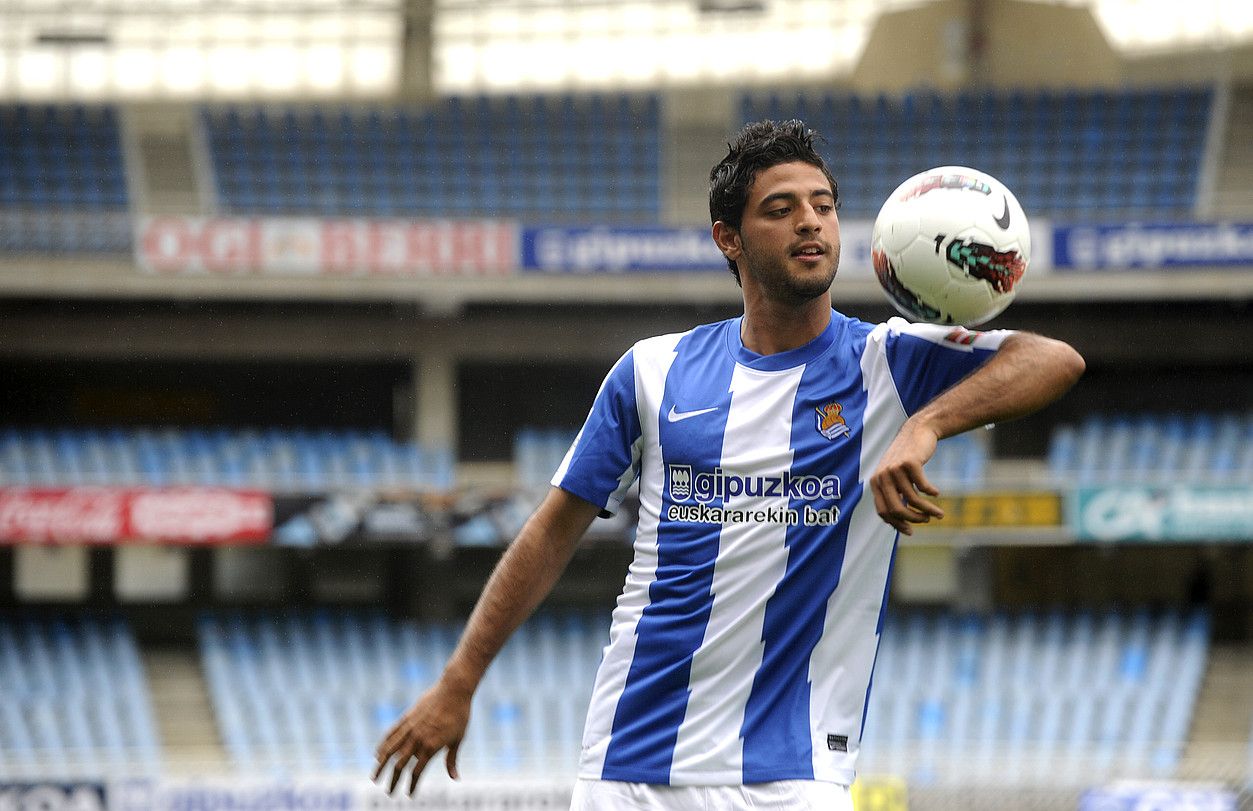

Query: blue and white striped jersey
<box><xmin>552</xmin><ymin>310</ymin><xmax>1009</xmax><ymax>787</ymax></box>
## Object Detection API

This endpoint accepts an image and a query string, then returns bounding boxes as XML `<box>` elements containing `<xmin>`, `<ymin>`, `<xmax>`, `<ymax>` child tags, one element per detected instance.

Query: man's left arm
<box><xmin>870</xmin><ymin>332</ymin><xmax>1085</xmax><ymax>534</ymax></box>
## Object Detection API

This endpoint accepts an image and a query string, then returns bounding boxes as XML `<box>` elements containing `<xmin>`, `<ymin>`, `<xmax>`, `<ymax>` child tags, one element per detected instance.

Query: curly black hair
<box><xmin>708</xmin><ymin>120</ymin><xmax>840</xmax><ymax>285</ymax></box>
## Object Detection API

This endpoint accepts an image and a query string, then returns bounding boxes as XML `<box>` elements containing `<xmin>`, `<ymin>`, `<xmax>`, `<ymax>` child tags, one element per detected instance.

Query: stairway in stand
<box><xmin>1177</xmin><ymin>642</ymin><xmax>1253</xmax><ymax>786</ymax></box>
<box><xmin>145</xmin><ymin>646</ymin><xmax>229</xmax><ymax>775</ymax></box>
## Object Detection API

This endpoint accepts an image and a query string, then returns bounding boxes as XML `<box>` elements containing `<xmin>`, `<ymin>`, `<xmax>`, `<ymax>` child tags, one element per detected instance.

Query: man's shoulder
<box><xmin>633</xmin><ymin>318</ymin><xmax>736</xmax><ymax>354</ymax></box>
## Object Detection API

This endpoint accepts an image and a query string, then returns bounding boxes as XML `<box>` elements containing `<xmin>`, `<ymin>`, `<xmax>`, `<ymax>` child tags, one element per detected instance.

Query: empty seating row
<box><xmin>742</xmin><ymin>87</ymin><xmax>1211</xmax><ymax>219</ymax></box>
<box><xmin>198</xmin><ymin>611</ymin><xmax>603</xmax><ymax>776</ymax></box>
<box><xmin>860</xmin><ymin>607</ymin><xmax>1209</xmax><ymax>786</ymax></box>
<box><xmin>195</xmin><ymin>606</ymin><xmax>1207</xmax><ymax>785</ymax></box>
<box><xmin>0</xmin><ymin>427</ymin><xmax>454</xmax><ymax>493</ymax></box>
<box><xmin>1048</xmin><ymin>412</ymin><xmax>1253</xmax><ymax>485</ymax></box>
<box><xmin>0</xmin><ymin>87</ymin><xmax>1215</xmax><ymax>227</ymax></box>
<box><xmin>0</xmin><ymin>615</ymin><xmax>161</xmax><ymax>777</ymax></box>
<box><xmin>0</xmin><ymin>105</ymin><xmax>129</xmax><ymax>209</ymax></box>
<box><xmin>204</xmin><ymin>94</ymin><xmax>662</xmax><ymax>221</ymax></box>
<box><xmin>0</xmin><ymin>209</ymin><xmax>133</xmax><ymax>254</ymax></box>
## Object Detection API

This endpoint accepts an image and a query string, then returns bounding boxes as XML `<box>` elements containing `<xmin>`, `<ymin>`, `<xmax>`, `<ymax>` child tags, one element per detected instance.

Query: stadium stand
<box><xmin>741</xmin><ymin>87</ymin><xmax>1214</xmax><ymax>220</ymax></box>
<box><xmin>0</xmin><ymin>104</ymin><xmax>132</xmax><ymax>253</ymax></box>
<box><xmin>191</xmin><ymin>607</ymin><xmax>1209</xmax><ymax>786</ymax></box>
<box><xmin>0</xmin><ymin>615</ymin><xmax>161</xmax><ymax>777</ymax></box>
<box><xmin>0</xmin><ymin>427</ymin><xmax>454</xmax><ymax>492</ymax></box>
<box><xmin>202</xmin><ymin>94</ymin><xmax>663</xmax><ymax>222</ymax></box>
<box><xmin>197</xmin><ymin>610</ymin><xmax>602</xmax><ymax>776</ymax></box>
<box><xmin>860</xmin><ymin>607</ymin><xmax>1211</xmax><ymax>787</ymax></box>
<box><xmin>1048</xmin><ymin>412</ymin><xmax>1253</xmax><ymax>485</ymax></box>
<box><xmin>0</xmin><ymin>105</ymin><xmax>129</xmax><ymax>210</ymax></box>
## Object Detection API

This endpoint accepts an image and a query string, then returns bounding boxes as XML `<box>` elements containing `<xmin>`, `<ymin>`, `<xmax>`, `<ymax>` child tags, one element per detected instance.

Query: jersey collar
<box><xmin>727</xmin><ymin>310</ymin><xmax>840</xmax><ymax>372</ymax></box>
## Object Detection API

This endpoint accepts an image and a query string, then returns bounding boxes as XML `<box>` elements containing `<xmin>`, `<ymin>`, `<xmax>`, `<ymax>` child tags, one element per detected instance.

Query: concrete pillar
<box><xmin>397</xmin><ymin>0</ymin><xmax>436</xmax><ymax>103</ymax></box>
<box><xmin>954</xmin><ymin>545</ymin><xmax>995</xmax><ymax>615</ymax></box>
<box><xmin>412</xmin><ymin>351</ymin><xmax>458</xmax><ymax>455</ymax></box>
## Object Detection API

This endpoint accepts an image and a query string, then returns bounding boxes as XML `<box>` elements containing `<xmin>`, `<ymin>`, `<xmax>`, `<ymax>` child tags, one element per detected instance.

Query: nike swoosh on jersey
<box><xmin>994</xmin><ymin>196</ymin><xmax>1011</xmax><ymax>230</ymax></box>
<box><xmin>667</xmin><ymin>405</ymin><xmax>719</xmax><ymax>422</ymax></box>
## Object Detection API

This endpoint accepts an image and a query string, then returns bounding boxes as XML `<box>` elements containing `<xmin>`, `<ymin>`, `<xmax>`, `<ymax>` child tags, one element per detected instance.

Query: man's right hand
<box><xmin>373</xmin><ymin>679</ymin><xmax>473</xmax><ymax>796</ymax></box>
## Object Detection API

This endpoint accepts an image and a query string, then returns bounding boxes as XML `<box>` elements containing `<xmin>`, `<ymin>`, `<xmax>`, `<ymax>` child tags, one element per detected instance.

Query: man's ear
<box><xmin>712</xmin><ymin>221</ymin><xmax>741</xmax><ymax>262</ymax></box>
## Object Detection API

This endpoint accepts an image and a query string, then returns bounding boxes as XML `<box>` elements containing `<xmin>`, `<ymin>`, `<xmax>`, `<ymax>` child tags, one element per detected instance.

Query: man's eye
<box><xmin>769</xmin><ymin>208</ymin><xmax>789</xmax><ymax>217</ymax></box>
<box><xmin>816</xmin><ymin>205</ymin><xmax>834</xmax><ymax>214</ymax></box>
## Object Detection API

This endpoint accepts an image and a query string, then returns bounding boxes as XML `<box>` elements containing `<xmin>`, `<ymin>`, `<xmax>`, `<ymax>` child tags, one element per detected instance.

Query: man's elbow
<box><xmin>1047</xmin><ymin>338</ymin><xmax>1086</xmax><ymax>390</ymax></box>
<box><xmin>1006</xmin><ymin>332</ymin><xmax>1085</xmax><ymax>390</ymax></box>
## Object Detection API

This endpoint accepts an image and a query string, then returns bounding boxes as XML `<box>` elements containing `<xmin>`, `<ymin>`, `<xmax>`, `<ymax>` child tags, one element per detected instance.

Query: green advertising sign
<box><xmin>1072</xmin><ymin>485</ymin><xmax>1253</xmax><ymax>542</ymax></box>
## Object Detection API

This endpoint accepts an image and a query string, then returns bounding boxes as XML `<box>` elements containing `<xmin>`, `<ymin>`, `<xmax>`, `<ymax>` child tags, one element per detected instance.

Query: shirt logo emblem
<box><xmin>668</xmin><ymin>465</ymin><xmax>692</xmax><ymax>500</ymax></box>
<box><xmin>816</xmin><ymin>401</ymin><xmax>850</xmax><ymax>441</ymax></box>
<box><xmin>668</xmin><ymin>405</ymin><xmax>719</xmax><ymax>423</ymax></box>
<box><xmin>944</xmin><ymin>327</ymin><xmax>981</xmax><ymax>346</ymax></box>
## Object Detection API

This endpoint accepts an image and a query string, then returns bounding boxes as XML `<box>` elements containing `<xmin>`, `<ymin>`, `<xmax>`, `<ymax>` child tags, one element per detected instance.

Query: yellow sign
<box><xmin>851</xmin><ymin>775</ymin><xmax>909</xmax><ymax>811</ymax></box>
<box><xmin>918</xmin><ymin>491</ymin><xmax>1062</xmax><ymax>529</ymax></box>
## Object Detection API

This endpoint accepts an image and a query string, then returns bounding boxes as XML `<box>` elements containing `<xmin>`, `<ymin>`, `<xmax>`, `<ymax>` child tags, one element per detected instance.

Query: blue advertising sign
<box><xmin>1079</xmin><ymin>783</ymin><xmax>1236</xmax><ymax>811</ymax></box>
<box><xmin>521</xmin><ymin>226</ymin><xmax>725</xmax><ymax>272</ymax></box>
<box><xmin>1053</xmin><ymin>222</ymin><xmax>1253</xmax><ymax>270</ymax></box>
<box><xmin>0</xmin><ymin>784</ymin><xmax>107</xmax><ymax>811</ymax></box>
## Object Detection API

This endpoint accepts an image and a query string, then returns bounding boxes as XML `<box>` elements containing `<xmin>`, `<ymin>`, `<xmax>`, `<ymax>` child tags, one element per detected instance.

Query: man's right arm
<box><xmin>373</xmin><ymin>486</ymin><xmax>602</xmax><ymax>795</ymax></box>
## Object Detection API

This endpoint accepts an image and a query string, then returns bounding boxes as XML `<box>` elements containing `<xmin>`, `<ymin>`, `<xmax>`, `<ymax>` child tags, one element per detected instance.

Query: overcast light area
<box><xmin>0</xmin><ymin>0</ymin><xmax>1249</xmax><ymax>99</ymax></box>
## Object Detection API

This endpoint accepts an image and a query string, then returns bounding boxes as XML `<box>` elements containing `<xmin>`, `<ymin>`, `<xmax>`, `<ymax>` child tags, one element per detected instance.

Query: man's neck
<box><xmin>739</xmin><ymin>296</ymin><xmax>833</xmax><ymax>356</ymax></box>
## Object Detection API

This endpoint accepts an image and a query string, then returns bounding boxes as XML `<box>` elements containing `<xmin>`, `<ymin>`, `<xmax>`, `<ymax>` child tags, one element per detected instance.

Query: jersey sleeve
<box><xmin>879</xmin><ymin>317</ymin><xmax>1014</xmax><ymax>416</ymax></box>
<box><xmin>551</xmin><ymin>348</ymin><xmax>643</xmax><ymax>517</ymax></box>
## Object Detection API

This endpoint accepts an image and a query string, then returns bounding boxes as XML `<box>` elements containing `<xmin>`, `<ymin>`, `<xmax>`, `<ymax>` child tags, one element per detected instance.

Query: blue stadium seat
<box><xmin>204</xmin><ymin>95</ymin><xmax>663</xmax><ymax>223</ymax></box>
<box><xmin>197</xmin><ymin>610</ymin><xmax>604</xmax><ymax>776</ymax></box>
<box><xmin>0</xmin><ymin>426</ymin><xmax>456</xmax><ymax>494</ymax></box>
<box><xmin>859</xmin><ymin>606</ymin><xmax>1209</xmax><ymax>786</ymax></box>
<box><xmin>1048</xmin><ymin>412</ymin><xmax>1253</xmax><ymax>485</ymax></box>
<box><xmin>0</xmin><ymin>615</ymin><xmax>160</xmax><ymax>775</ymax></box>
<box><xmin>740</xmin><ymin>86</ymin><xmax>1212</xmax><ymax>220</ymax></box>
<box><xmin>0</xmin><ymin>105</ymin><xmax>129</xmax><ymax>215</ymax></box>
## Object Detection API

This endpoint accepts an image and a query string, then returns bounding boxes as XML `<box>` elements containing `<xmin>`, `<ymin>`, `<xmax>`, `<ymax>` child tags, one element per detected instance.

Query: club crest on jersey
<box><xmin>816</xmin><ymin>402</ymin><xmax>850</xmax><ymax>441</ymax></box>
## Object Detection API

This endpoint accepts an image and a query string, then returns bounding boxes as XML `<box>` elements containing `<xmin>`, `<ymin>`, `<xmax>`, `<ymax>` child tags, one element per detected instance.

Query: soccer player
<box><xmin>374</xmin><ymin>120</ymin><xmax>1084</xmax><ymax>809</ymax></box>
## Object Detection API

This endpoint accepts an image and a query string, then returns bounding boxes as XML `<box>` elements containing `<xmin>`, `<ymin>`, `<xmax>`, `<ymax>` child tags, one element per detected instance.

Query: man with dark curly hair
<box><xmin>375</xmin><ymin>119</ymin><xmax>1084</xmax><ymax>810</ymax></box>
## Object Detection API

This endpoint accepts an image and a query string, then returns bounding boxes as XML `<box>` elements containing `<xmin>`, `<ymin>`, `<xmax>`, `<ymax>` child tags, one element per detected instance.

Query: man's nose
<box><xmin>796</xmin><ymin>204</ymin><xmax>822</xmax><ymax>231</ymax></box>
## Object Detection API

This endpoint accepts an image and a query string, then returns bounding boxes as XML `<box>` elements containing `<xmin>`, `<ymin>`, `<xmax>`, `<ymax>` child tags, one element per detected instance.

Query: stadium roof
<box><xmin>0</xmin><ymin>0</ymin><xmax>1249</xmax><ymax>99</ymax></box>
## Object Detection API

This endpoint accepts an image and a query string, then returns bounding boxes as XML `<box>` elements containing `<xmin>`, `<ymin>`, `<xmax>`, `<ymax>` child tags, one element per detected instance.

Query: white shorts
<box><xmin>569</xmin><ymin>778</ymin><xmax>852</xmax><ymax>811</ymax></box>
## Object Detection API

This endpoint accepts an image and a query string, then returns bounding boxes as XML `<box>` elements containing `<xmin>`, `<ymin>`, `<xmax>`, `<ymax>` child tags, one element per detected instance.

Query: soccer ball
<box><xmin>871</xmin><ymin>166</ymin><xmax>1030</xmax><ymax>326</ymax></box>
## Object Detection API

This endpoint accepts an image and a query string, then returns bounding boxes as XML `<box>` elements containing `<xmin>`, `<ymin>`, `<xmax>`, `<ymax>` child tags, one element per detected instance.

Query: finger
<box><xmin>883</xmin><ymin>469</ymin><xmax>918</xmax><ymax>517</ymax></box>
<box><xmin>375</xmin><ymin>723</ymin><xmax>406</xmax><ymax>764</ymax></box>
<box><xmin>904</xmin><ymin>493</ymin><xmax>943</xmax><ymax>520</ymax></box>
<box><xmin>407</xmin><ymin>758</ymin><xmax>422</xmax><ymax>796</ymax></box>
<box><xmin>911</xmin><ymin>466</ymin><xmax>941</xmax><ymax>498</ymax></box>
<box><xmin>870</xmin><ymin>474</ymin><xmax>892</xmax><ymax>519</ymax></box>
<box><xmin>446</xmin><ymin>739</ymin><xmax>462</xmax><ymax>781</ymax></box>
<box><xmin>887</xmin><ymin>468</ymin><xmax>941</xmax><ymax>521</ymax></box>
<box><xmin>389</xmin><ymin>754</ymin><xmax>415</xmax><ymax>795</ymax></box>
<box><xmin>871</xmin><ymin>478</ymin><xmax>909</xmax><ymax>533</ymax></box>
<box><xmin>372</xmin><ymin>753</ymin><xmax>393</xmax><ymax>783</ymax></box>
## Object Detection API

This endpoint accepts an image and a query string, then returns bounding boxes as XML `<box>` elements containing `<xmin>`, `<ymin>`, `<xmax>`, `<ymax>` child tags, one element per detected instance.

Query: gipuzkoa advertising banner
<box><xmin>105</xmin><ymin>778</ymin><xmax>572</xmax><ymax>811</ymax></box>
<box><xmin>1053</xmin><ymin>222</ymin><xmax>1253</xmax><ymax>270</ymax></box>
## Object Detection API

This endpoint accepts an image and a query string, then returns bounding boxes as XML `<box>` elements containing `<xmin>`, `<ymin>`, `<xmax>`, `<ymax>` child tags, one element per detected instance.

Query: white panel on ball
<box><xmin>871</xmin><ymin>166</ymin><xmax>1030</xmax><ymax>326</ymax></box>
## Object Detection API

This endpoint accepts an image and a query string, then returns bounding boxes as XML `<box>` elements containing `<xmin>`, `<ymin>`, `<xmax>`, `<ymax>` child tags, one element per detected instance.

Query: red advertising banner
<box><xmin>136</xmin><ymin>216</ymin><xmax>519</xmax><ymax>276</ymax></box>
<box><xmin>0</xmin><ymin>488</ymin><xmax>273</xmax><ymax>545</ymax></box>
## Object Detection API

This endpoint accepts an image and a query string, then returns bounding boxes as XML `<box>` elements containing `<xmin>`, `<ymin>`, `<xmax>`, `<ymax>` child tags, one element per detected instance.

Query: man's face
<box><xmin>716</xmin><ymin>161</ymin><xmax>841</xmax><ymax>303</ymax></box>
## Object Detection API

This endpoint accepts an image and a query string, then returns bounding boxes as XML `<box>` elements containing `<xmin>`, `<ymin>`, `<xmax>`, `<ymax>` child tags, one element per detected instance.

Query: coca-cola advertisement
<box><xmin>0</xmin><ymin>488</ymin><xmax>272</xmax><ymax>545</ymax></box>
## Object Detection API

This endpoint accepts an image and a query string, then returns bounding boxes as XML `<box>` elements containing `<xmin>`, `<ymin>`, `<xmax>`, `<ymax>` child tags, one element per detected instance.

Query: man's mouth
<box><xmin>792</xmin><ymin>244</ymin><xmax>826</xmax><ymax>259</ymax></box>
